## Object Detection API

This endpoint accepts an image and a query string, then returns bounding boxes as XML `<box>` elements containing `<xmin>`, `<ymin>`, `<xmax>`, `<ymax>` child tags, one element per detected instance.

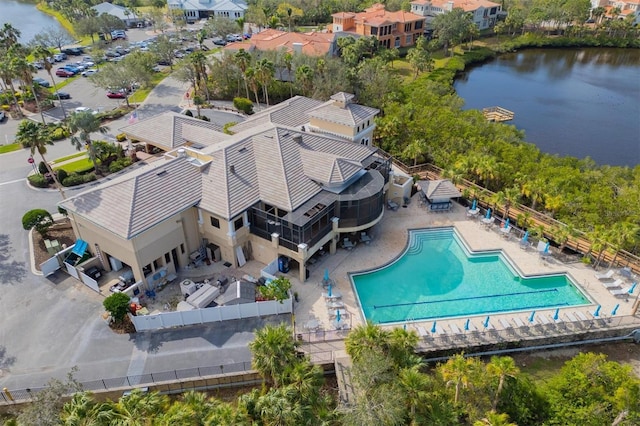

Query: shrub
<box><xmin>258</xmin><ymin>276</ymin><xmax>292</xmax><ymax>303</ymax></box>
<box><xmin>22</xmin><ymin>208</ymin><xmax>54</xmax><ymax>237</ymax></box>
<box><xmin>184</xmin><ymin>109</ymin><xmax>193</xmax><ymax>117</ymax></box>
<box><xmin>38</xmin><ymin>161</ymin><xmax>49</xmax><ymax>175</ymax></box>
<box><xmin>56</xmin><ymin>168</ymin><xmax>68</xmax><ymax>183</ymax></box>
<box><xmin>108</xmin><ymin>157</ymin><xmax>132</xmax><ymax>173</ymax></box>
<box><xmin>116</xmin><ymin>133</ymin><xmax>127</xmax><ymax>142</ymax></box>
<box><xmin>196</xmin><ymin>115</ymin><xmax>210</xmax><ymax>121</ymax></box>
<box><xmin>223</xmin><ymin>122</ymin><xmax>237</xmax><ymax>135</ymax></box>
<box><xmin>103</xmin><ymin>292</ymin><xmax>131</xmax><ymax>323</ymax></box>
<box><xmin>51</xmin><ymin>127</ymin><xmax>66</xmax><ymax>140</ymax></box>
<box><xmin>28</xmin><ymin>174</ymin><xmax>48</xmax><ymax>188</ymax></box>
<box><xmin>233</xmin><ymin>97</ymin><xmax>254</xmax><ymax>115</ymax></box>
<box><xmin>62</xmin><ymin>172</ymin><xmax>96</xmax><ymax>187</ymax></box>
<box><xmin>58</xmin><ymin>206</ymin><xmax>68</xmax><ymax>217</ymax></box>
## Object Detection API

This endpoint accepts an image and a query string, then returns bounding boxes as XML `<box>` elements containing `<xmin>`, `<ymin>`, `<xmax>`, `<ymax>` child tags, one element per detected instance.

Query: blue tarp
<box><xmin>72</xmin><ymin>239</ymin><xmax>88</xmax><ymax>256</ymax></box>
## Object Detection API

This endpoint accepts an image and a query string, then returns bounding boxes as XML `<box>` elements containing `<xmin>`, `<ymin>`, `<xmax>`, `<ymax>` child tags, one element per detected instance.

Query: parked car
<box><xmin>56</xmin><ymin>68</ymin><xmax>74</xmax><ymax>77</ymax></box>
<box><xmin>74</xmin><ymin>106</ymin><xmax>98</xmax><ymax>114</ymax></box>
<box><xmin>81</xmin><ymin>68</ymin><xmax>98</xmax><ymax>77</ymax></box>
<box><xmin>62</xmin><ymin>47</ymin><xmax>83</xmax><ymax>56</ymax></box>
<box><xmin>212</xmin><ymin>37</ymin><xmax>227</xmax><ymax>46</ymax></box>
<box><xmin>53</xmin><ymin>53</ymin><xmax>67</xmax><ymax>62</ymax></box>
<box><xmin>226</xmin><ymin>34</ymin><xmax>242</xmax><ymax>42</ymax></box>
<box><xmin>111</xmin><ymin>30</ymin><xmax>127</xmax><ymax>40</ymax></box>
<box><xmin>78</xmin><ymin>60</ymin><xmax>94</xmax><ymax>67</ymax></box>
<box><xmin>63</xmin><ymin>65</ymin><xmax>79</xmax><ymax>73</ymax></box>
<box><xmin>49</xmin><ymin>91</ymin><xmax>71</xmax><ymax>100</ymax></box>
<box><xmin>106</xmin><ymin>89</ymin><xmax>127</xmax><ymax>99</ymax></box>
<box><xmin>32</xmin><ymin>61</ymin><xmax>44</xmax><ymax>69</ymax></box>
<box><xmin>0</xmin><ymin>111</ymin><xmax>6</xmax><ymax>121</ymax></box>
<box><xmin>33</xmin><ymin>77</ymin><xmax>50</xmax><ymax>87</ymax></box>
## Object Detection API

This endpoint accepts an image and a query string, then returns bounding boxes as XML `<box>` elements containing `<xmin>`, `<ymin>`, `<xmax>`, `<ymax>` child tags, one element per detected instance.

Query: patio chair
<box><xmin>602</xmin><ymin>279</ymin><xmax>623</xmax><ymax>289</ymax></box>
<box><xmin>360</xmin><ymin>232</ymin><xmax>372</xmax><ymax>244</ymax></box>
<box><xmin>387</xmin><ymin>200</ymin><xmax>399</xmax><ymax>211</ymax></box>
<box><xmin>342</xmin><ymin>238</ymin><xmax>356</xmax><ymax>250</ymax></box>
<box><xmin>594</xmin><ymin>269</ymin><xmax>615</xmax><ymax>281</ymax></box>
<box><xmin>610</xmin><ymin>286</ymin><xmax>633</xmax><ymax>298</ymax></box>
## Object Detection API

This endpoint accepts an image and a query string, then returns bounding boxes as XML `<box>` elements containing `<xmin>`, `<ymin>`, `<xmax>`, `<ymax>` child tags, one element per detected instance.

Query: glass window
<box><xmin>153</xmin><ymin>257</ymin><xmax>162</xmax><ymax>270</ymax></box>
<box><xmin>180</xmin><ymin>243</ymin><xmax>185</xmax><ymax>254</ymax></box>
<box><xmin>164</xmin><ymin>252</ymin><xmax>171</xmax><ymax>263</ymax></box>
<box><xmin>234</xmin><ymin>217</ymin><xmax>243</xmax><ymax>231</ymax></box>
<box><xmin>210</xmin><ymin>216</ymin><xmax>220</xmax><ymax>228</ymax></box>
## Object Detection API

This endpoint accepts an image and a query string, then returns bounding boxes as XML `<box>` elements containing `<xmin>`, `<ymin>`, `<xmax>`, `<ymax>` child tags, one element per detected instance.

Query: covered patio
<box><xmin>417</xmin><ymin>179</ymin><xmax>462</xmax><ymax>212</ymax></box>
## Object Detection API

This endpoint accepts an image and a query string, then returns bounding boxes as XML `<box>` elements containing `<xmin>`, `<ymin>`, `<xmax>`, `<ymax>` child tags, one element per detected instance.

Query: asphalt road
<box><xmin>0</xmin><ymin>51</ymin><xmax>253</xmax><ymax>391</ymax></box>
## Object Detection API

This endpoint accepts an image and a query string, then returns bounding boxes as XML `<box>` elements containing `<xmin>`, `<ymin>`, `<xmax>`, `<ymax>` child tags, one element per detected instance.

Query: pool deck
<box><xmin>293</xmin><ymin>198</ymin><xmax>640</xmax><ymax>358</ymax></box>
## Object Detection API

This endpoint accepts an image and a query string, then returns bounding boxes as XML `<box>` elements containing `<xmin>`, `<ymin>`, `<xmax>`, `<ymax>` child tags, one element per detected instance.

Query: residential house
<box><xmin>167</xmin><ymin>0</ymin><xmax>247</xmax><ymax>22</ymax></box>
<box><xmin>604</xmin><ymin>0</ymin><xmax>640</xmax><ymax>23</ymax></box>
<box><xmin>410</xmin><ymin>0</ymin><xmax>501</xmax><ymax>30</ymax></box>
<box><xmin>224</xmin><ymin>29</ymin><xmax>338</xmax><ymax>57</ymax></box>
<box><xmin>331</xmin><ymin>4</ymin><xmax>426</xmax><ymax>48</ymax></box>
<box><xmin>59</xmin><ymin>93</ymin><xmax>390</xmax><ymax>287</ymax></box>
<box><xmin>92</xmin><ymin>2</ymin><xmax>144</xmax><ymax>28</ymax></box>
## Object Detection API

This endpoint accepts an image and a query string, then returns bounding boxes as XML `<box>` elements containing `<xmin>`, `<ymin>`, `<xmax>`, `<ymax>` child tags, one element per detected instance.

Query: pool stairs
<box><xmin>406</xmin><ymin>228</ymin><xmax>453</xmax><ymax>255</ymax></box>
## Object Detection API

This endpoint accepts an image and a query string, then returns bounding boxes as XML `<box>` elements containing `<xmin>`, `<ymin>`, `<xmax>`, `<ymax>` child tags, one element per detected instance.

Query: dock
<box><xmin>483</xmin><ymin>106</ymin><xmax>514</xmax><ymax>122</ymax></box>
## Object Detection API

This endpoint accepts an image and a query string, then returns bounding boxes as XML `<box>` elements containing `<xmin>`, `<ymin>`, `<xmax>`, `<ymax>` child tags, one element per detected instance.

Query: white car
<box><xmin>81</xmin><ymin>68</ymin><xmax>98</xmax><ymax>77</ymax></box>
<box><xmin>74</xmin><ymin>107</ymin><xmax>98</xmax><ymax>115</ymax></box>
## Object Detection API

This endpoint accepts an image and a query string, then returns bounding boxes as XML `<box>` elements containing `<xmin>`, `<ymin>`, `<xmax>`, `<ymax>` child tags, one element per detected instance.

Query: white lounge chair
<box><xmin>416</xmin><ymin>326</ymin><xmax>429</xmax><ymax>338</ymax></box>
<box><xmin>432</xmin><ymin>325</ymin><xmax>446</xmax><ymax>336</ymax></box>
<box><xmin>449</xmin><ymin>323</ymin><xmax>462</xmax><ymax>336</ymax></box>
<box><xmin>549</xmin><ymin>314</ymin><xmax>563</xmax><ymax>325</ymax></box>
<box><xmin>512</xmin><ymin>317</ymin><xmax>526</xmax><ymax>328</ymax></box>
<box><xmin>610</xmin><ymin>286</ymin><xmax>633</xmax><ymax>297</ymax></box>
<box><xmin>602</xmin><ymin>279</ymin><xmax>622</xmax><ymax>289</ymax></box>
<box><xmin>500</xmin><ymin>226</ymin><xmax>512</xmax><ymax>239</ymax></box>
<box><xmin>538</xmin><ymin>315</ymin><xmax>550</xmax><ymax>326</ymax></box>
<box><xmin>499</xmin><ymin>318</ymin><xmax>515</xmax><ymax>334</ymax></box>
<box><xmin>575</xmin><ymin>311</ymin><xmax>589</xmax><ymax>322</ymax></box>
<box><xmin>595</xmin><ymin>269</ymin><xmax>615</xmax><ymax>281</ymax></box>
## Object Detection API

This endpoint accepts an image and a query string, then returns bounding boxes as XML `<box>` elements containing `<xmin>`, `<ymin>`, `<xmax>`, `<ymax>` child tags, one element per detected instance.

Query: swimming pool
<box><xmin>350</xmin><ymin>227</ymin><xmax>590</xmax><ymax>324</ymax></box>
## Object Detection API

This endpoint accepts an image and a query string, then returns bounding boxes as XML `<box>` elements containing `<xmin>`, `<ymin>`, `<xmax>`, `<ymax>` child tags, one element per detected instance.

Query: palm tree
<box><xmin>115</xmin><ymin>389</ymin><xmax>169</xmax><ymax>425</ymax></box>
<box><xmin>0</xmin><ymin>57</ymin><xmax>23</xmax><ymax>118</ymax></box>
<box><xmin>67</xmin><ymin>111</ymin><xmax>109</xmax><ymax>174</ymax></box>
<box><xmin>403</xmin><ymin>138</ymin><xmax>428</xmax><ymax>166</ymax></box>
<box><xmin>438</xmin><ymin>353</ymin><xmax>476</xmax><ymax>405</ymax></box>
<box><xmin>255</xmin><ymin>58</ymin><xmax>275</xmax><ymax>106</ymax></box>
<box><xmin>0</xmin><ymin>23</ymin><xmax>20</xmax><ymax>49</ymax></box>
<box><xmin>282</xmin><ymin>52</ymin><xmax>293</xmax><ymax>97</ymax></box>
<box><xmin>61</xmin><ymin>391</ymin><xmax>119</xmax><ymax>425</ymax></box>
<box><xmin>345</xmin><ymin>321</ymin><xmax>391</xmax><ymax>364</ymax></box>
<box><xmin>161</xmin><ymin>391</ymin><xmax>214</xmax><ymax>424</ymax></box>
<box><xmin>32</xmin><ymin>45</ymin><xmax>67</xmax><ymax>119</ymax></box>
<box><xmin>608</xmin><ymin>221</ymin><xmax>640</xmax><ymax>268</ymax></box>
<box><xmin>244</xmin><ymin>67</ymin><xmax>260</xmax><ymax>109</ymax></box>
<box><xmin>398</xmin><ymin>365</ymin><xmax>430</xmax><ymax>424</ymax></box>
<box><xmin>189</xmin><ymin>51</ymin><xmax>210</xmax><ymax>101</ymax></box>
<box><xmin>473</xmin><ymin>410</ymin><xmax>517</xmax><ymax>426</ymax></box>
<box><xmin>12</xmin><ymin>53</ymin><xmax>46</xmax><ymax>124</ymax></box>
<box><xmin>15</xmin><ymin>121</ymin><xmax>66</xmax><ymax>199</ymax></box>
<box><xmin>294</xmin><ymin>64</ymin><xmax>313</xmax><ymax>97</ymax></box>
<box><xmin>520</xmin><ymin>177</ymin><xmax>546</xmax><ymax>211</ymax></box>
<box><xmin>234</xmin><ymin>49</ymin><xmax>252</xmax><ymax>99</ymax></box>
<box><xmin>486</xmin><ymin>356</ymin><xmax>519</xmax><ymax>410</ymax></box>
<box><xmin>248</xmin><ymin>324</ymin><xmax>299</xmax><ymax>387</ymax></box>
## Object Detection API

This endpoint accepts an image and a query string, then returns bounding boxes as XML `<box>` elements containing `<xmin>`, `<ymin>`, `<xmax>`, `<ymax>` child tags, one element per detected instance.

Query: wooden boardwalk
<box><xmin>483</xmin><ymin>106</ymin><xmax>514</xmax><ymax>122</ymax></box>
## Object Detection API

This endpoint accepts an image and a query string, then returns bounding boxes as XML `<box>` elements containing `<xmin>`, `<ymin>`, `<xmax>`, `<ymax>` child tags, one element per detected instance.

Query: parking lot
<box><xmin>34</xmin><ymin>27</ymin><xmax>202</xmax><ymax>122</ymax></box>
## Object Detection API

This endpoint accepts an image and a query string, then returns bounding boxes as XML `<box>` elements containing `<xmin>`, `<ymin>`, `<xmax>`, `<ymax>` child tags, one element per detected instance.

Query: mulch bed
<box><xmin>109</xmin><ymin>315</ymin><xmax>137</xmax><ymax>334</ymax></box>
<box><xmin>32</xmin><ymin>218</ymin><xmax>76</xmax><ymax>271</ymax></box>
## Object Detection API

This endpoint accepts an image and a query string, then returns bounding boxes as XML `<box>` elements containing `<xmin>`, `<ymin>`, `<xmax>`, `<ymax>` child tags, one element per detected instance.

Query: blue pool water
<box><xmin>350</xmin><ymin>227</ymin><xmax>590</xmax><ymax>324</ymax></box>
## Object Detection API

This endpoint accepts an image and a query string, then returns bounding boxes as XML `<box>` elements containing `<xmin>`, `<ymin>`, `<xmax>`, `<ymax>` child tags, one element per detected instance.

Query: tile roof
<box><xmin>229</xmin><ymin>96</ymin><xmax>324</xmax><ymax>133</ymax></box>
<box><xmin>351</xmin><ymin>3</ymin><xmax>425</xmax><ymax>25</ymax></box>
<box><xmin>60</xmin><ymin>157</ymin><xmax>202</xmax><ymax>239</ymax></box>
<box><xmin>418</xmin><ymin>179</ymin><xmax>462</xmax><ymax>200</ymax></box>
<box><xmin>426</xmin><ymin>0</ymin><xmax>500</xmax><ymax>11</ymax></box>
<box><xmin>167</xmin><ymin>0</ymin><xmax>247</xmax><ymax>12</ymax></box>
<box><xmin>119</xmin><ymin>112</ymin><xmax>228</xmax><ymax>150</ymax></box>
<box><xmin>64</xmin><ymin>95</ymin><xmax>381</xmax><ymax>235</ymax></box>
<box><xmin>307</xmin><ymin>98</ymin><xmax>379</xmax><ymax>127</ymax></box>
<box><xmin>224</xmin><ymin>29</ymin><xmax>336</xmax><ymax>57</ymax></box>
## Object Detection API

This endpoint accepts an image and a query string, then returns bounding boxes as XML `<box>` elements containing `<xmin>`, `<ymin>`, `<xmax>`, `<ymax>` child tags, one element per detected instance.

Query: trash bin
<box><xmin>278</xmin><ymin>256</ymin><xmax>290</xmax><ymax>273</ymax></box>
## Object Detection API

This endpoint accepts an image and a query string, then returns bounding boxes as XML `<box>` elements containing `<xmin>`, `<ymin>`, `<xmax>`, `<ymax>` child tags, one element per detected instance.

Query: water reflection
<box><xmin>454</xmin><ymin>48</ymin><xmax>640</xmax><ymax>166</ymax></box>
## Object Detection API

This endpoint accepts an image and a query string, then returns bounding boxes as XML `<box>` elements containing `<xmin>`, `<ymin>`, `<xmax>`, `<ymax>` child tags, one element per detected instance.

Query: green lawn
<box><xmin>0</xmin><ymin>143</ymin><xmax>22</xmax><ymax>154</ymax></box>
<box><xmin>55</xmin><ymin>157</ymin><xmax>94</xmax><ymax>173</ymax></box>
<box><xmin>51</xmin><ymin>152</ymin><xmax>86</xmax><ymax>164</ymax></box>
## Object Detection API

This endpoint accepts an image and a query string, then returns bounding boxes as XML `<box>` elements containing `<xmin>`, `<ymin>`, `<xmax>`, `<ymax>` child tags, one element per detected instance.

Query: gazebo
<box><xmin>417</xmin><ymin>179</ymin><xmax>461</xmax><ymax>212</ymax></box>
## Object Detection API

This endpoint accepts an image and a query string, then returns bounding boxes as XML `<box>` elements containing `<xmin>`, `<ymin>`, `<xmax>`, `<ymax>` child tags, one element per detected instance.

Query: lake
<box><xmin>0</xmin><ymin>0</ymin><xmax>69</xmax><ymax>43</ymax></box>
<box><xmin>454</xmin><ymin>48</ymin><xmax>640</xmax><ymax>167</ymax></box>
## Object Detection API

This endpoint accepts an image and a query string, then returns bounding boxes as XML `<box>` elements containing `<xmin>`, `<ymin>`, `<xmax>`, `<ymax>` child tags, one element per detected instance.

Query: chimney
<box><xmin>292</xmin><ymin>43</ymin><xmax>303</xmax><ymax>54</ymax></box>
<box><xmin>447</xmin><ymin>1</ymin><xmax>454</xmax><ymax>11</ymax></box>
<box><xmin>177</xmin><ymin>148</ymin><xmax>186</xmax><ymax>158</ymax></box>
<box><xmin>293</xmin><ymin>135</ymin><xmax>303</xmax><ymax>144</ymax></box>
<box><xmin>229</xmin><ymin>165</ymin><xmax>235</xmax><ymax>174</ymax></box>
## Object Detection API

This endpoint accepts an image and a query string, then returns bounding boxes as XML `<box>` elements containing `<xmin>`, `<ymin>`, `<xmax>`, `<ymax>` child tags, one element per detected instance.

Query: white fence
<box><xmin>130</xmin><ymin>297</ymin><xmax>293</xmax><ymax>331</ymax></box>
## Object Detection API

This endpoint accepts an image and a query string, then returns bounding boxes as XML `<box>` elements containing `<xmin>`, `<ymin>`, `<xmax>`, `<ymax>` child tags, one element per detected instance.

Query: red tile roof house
<box><xmin>224</xmin><ymin>29</ymin><xmax>338</xmax><ymax>57</ymax></box>
<box><xmin>330</xmin><ymin>3</ymin><xmax>427</xmax><ymax>49</ymax></box>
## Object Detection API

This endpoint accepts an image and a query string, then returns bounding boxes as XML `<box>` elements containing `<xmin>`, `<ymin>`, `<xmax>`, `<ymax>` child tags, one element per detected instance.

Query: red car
<box><xmin>56</xmin><ymin>68</ymin><xmax>74</xmax><ymax>77</ymax></box>
<box><xmin>106</xmin><ymin>90</ymin><xmax>127</xmax><ymax>99</ymax></box>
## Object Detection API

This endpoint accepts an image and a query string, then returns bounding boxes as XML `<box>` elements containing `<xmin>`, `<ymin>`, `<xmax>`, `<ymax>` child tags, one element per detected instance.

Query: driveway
<box><xmin>0</xmin><ymin>66</ymin><xmax>254</xmax><ymax>392</ymax></box>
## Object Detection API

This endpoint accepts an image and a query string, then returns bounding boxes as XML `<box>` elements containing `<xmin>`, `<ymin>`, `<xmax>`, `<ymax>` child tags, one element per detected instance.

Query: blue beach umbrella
<box><xmin>431</xmin><ymin>321</ymin><xmax>437</xmax><ymax>333</ymax></box>
<box><xmin>485</xmin><ymin>208</ymin><xmax>492</xmax><ymax>219</ymax></box>
<box><xmin>522</xmin><ymin>231</ymin><xmax>529</xmax><ymax>242</ymax></box>
<box><xmin>529</xmin><ymin>311</ymin><xmax>536</xmax><ymax>323</ymax></box>
<box><xmin>403</xmin><ymin>322</ymin><xmax>407</xmax><ymax>331</ymax></box>
<box><xmin>471</xmin><ymin>199</ymin><xmax>477</xmax><ymax>210</ymax></box>
<box><xmin>336</xmin><ymin>309</ymin><xmax>341</xmax><ymax>323</ymax></box>
<box><xmin>629</xmin><ymin>282</ymin><xmax>637</xmax><ymax>294</ymax></box>
<box><xmin>483</xmin><ymin>316</ymin><xmax>490</xmax><ymax>328</ymax></box>
<box><xmin>327</xmin><ymin>283</ymin><xmax>332</xmax><ymax>297</ymax></box>
<box><xmin>324</xmin><ymin>268</ymin><xmax>329</xmax><ymax>282</ymax></box>
<box><xmin>464</xmin><ymin>318</ymin><xmax>470</xmax><ymax>331</ymax></box>
<box><xmin>593</xmin><ymin>305</ymin><xmax>601</xmax><ymax>317</ymax></box>
<box><xmin>553</xmin><ymin>308</ymin><xmax>560</xmax><ymax>321</ymax></box>
<box><xmin>504</xmin><ymin>218</ymin><xmax>510</xmax><ymax>229</ymax></box>
<box><xmin>543</xmin><ymin>242</ymin><xmax>550</xmax><ymax>253</ymax></box>
<box><xmin>611</xmin><ymin>304</ymin><xmax>620</xmax><ymax>316</ymax></box>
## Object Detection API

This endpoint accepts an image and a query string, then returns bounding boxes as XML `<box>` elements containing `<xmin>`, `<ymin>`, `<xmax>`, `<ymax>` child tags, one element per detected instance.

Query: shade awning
<box><xmin>72</xmin><ymin>239</ymin><xmax>88</xmax><ymax>256</ymax></box>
